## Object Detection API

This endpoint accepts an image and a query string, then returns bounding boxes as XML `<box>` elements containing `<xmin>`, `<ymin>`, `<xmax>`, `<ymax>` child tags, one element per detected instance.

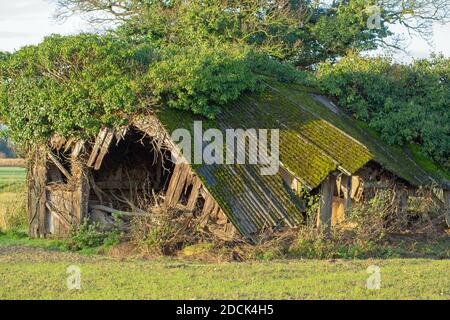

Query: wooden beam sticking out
<box><xmin>94</xmin><ymin>129</ymin><xmax>115</xmax><ymax>170</ymax></box>
<box><xmin>87</xmin><ymin>128</ymin><xmax>109</xmax><ymax>167</ymax></box>
<box><xmin>47</xmin><ymin>151</ymin><xmax>72</xmax><ymax>181</ymax></box>
<box><xmin>71</xmin><ymin>140</ymin><xmax>84</xmax><ymax>159</ymax></box>
<box><xmin>317</xmin><ymin>174</ymin><xmax>336</xmax><ymax>234</ymax></box>
<box><xmin>90</xmin><ymin>205</ymin><xmax>147</xmax><ymax>217</ymax></box>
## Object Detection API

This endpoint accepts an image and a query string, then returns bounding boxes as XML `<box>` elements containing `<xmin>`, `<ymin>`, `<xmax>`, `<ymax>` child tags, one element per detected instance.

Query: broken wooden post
<box><xmin>317</xmin><ymin>173</ymin><xmax>336</xmax><ymax>234</ymax></box>
<box><xmin>28</xmin><ymin>147</ymin><xmax>48</xmax><ymax>238</ymax></box>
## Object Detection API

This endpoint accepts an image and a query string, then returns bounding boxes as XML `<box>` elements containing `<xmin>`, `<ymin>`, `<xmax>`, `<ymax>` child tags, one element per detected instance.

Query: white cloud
<box><xmin>0</xmin><ymin>0</ymin><xmax>86</xmax><ymax>52</ymax></box>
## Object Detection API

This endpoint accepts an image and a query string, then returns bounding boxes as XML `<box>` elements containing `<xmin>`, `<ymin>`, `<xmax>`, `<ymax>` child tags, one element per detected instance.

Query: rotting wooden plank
<box><xmin>164</xmin><ymin>164</ymin><xmax>182</xmax><ymax>206</ymax></box>
<box><xmin>71</xmin><ymin>140</ymin><xmax>84</xmax><ymax>159</ymax></box>
<box><xmin>28</xmin><ymin>150</ymin><xmax>47</xmax><ymax>238</ymax></box>
<box><xmin>37</xmin><ymin>151</ymin><xmax>48</xmax><ymax>238</ymax></box>
<box><xmin>167</xmin><ymin>164</ymin><xmax>190</xmax><ymax>207</ymax></box>
<box><xmin>72</xmin><ymin>160</ymin><xmax>89</xmax><ymax>224</ymax></box>
<box><xmin>341</xmin><ymin>175</ymin><xmax>352</xmax><ymax>213</ymax></box>
<box><xmin>351</xmin><ymin>176</ymin><xmax>360</xmax><ymax>199</ymax></box>
<box><xmin>217</xmin><ymin>210</ymin><xmax>228</xmax><ymax>225</ymax></box>
<box><xmin>47</xmin><ymin>151</ymin><xmax>72</xmax><ymax>181</ymax></box>
<box><xmin>45</xmin><ymin>202</ymin><xmax>71</xmax><ymax>230</ymax></box>
<box><xmin>317</xmin><ymin>174</ymin><xmax>336</xmax><ymax>234</ymax></box>
<box><xmin>63</xmin><ymin>137</ymin><xmax>76</xmax><ymax>153</ymax></box>
<box><xmin>87</xmin><ymin>128</ymin><xmax>109</xmax><ymax>167</ymax></box>
<box><xmin>186</xmin><ymin>177</ymin><xmax>202</xmax><ymax>211</ymax></box>
<box><xmin>94</xmin><ymin>129</ymin><xmax>115</xmax><ymax>170</ymax></box>
<box><xmin>200</xmin><ymin>195</ymin><xmax>215</xmax><ymax>227</ymax></box>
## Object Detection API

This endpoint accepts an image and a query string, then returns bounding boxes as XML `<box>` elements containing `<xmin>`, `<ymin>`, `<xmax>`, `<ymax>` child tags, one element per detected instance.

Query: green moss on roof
<box><xmin>269</xmin><ymin>81</ymin><xmax>449</xmax><ymax>188</ymax></box>
<box><xmin>153</xmin><ymin>78</ymin><xmax>449</xmax><ymax>238</ymax></box>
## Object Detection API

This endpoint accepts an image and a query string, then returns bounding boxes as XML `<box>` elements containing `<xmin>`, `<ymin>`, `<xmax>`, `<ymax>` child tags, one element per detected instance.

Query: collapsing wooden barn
<box><xmin>27</xmin><ymin>82</ymin><xmax>450</xmax><ymax>241</ymax></box>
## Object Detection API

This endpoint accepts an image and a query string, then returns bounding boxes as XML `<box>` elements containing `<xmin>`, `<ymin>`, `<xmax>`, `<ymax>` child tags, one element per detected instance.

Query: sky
<box><xmin>0</xmin><ymin>0</ymin><xmax>449</xmax><ymax>62</ymax></box>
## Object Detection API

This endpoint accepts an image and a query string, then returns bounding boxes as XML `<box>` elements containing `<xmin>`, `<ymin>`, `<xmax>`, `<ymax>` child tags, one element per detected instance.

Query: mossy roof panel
<box><xmin>269</xmin><ymin>81</ymin><xmax>450</xmax><ymax>188</ymax></box>
<box><xmin>155</xmin><ymin>79</ymin><xmax>449</xmax><ymax>239</ymax></box>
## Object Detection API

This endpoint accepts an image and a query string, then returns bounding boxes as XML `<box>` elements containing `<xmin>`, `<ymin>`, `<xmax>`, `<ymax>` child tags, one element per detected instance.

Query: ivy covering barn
<box><xmin>0</xmin><ymin>1</ymin><xmax>449</xmax><ymax>244</ymax></box>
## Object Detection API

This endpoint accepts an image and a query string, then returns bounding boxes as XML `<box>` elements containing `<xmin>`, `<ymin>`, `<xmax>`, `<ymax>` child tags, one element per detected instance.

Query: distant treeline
<box><xmin>0</xmin><ymin>139</ymin><xmax>15</xmax><ymax>158</ymax></box>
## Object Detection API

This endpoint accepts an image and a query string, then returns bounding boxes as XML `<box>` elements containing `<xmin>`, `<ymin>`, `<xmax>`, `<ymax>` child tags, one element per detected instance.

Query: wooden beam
<box><xmin>87</xmin><ymin>128</ymin><xmax>108</xmax><ymax>167</ymax></box>
<box><xmin>47</xmin><ymin>151</ymin><xmax>72</xmax><ymax>181</ymax></box>
<box><xmin>94</xmin><ymin>129</ymin><xmax>115</xmax><ymax>170</ymax></box>
<box><xmin>45</xmin><ymin>202</ymin><xmax>71</xmax><ymax>230</ymax></box>
<box><xmin>317</xmin><ymin>174</ymin><xmax>336</xmax><ymax>234</ymax></box>
<box><xmin>186</xmin><ymin>177</ymin><xmax>202</xmax><ymax>211</ymax></box>
<box><xmin>28</xmin><ymin>148</ymin><xmax>48</xmax><ymax>238</ymax></box>
<box><xmin>71</xmin><ymin>140</ymin><xmax>84</xmax><ymax>159</ymax></box>
<box><xmin>341</xmin><ymin>175</ymin><xmax>352</xmax><ymax>213</ymax></box>
<box><xmin>90</xmin><ymin>205</ymin><xmax>147</xmax><ymax>217</ymax></box>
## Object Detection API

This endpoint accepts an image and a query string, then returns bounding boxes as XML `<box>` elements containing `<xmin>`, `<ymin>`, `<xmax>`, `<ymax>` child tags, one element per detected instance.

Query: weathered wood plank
<box><xmin>71</xmin><ymin>140</ymin><xmax>84</xmax><ymax>159</ymax></box>
<box><xmin>186</xmin><ymin>177</ymin><xmax>202</xmax><ymax>211</ymax></box>
<box><xmin>317</xmin><ymin>174</ymin><xmax>336</xmax><ymax>234</ymax></box>
<box><xmin>47</xmin><ymin>151</ymin><xmax>72</xmax><ymax>181</ymax></box>
<box><xmin>94</xmin><ymin>129</ymin><xmax>115</xmax><ymax>170</ymax></box>
<box><xmin>167</xmin><ymin>164</ymin><xmax>190</xmax><ymax>207</ymax></box>
<box><xmin>87</xmin><ymin>128</ymin><xmax>109</xmax><ymax>167</ymax></box>
<box><xmin>45</xmin><ymin>202</ymin><xmax>71</xmax><ymax>230</ymax></box>
<box><xmin>164</xmin><ymin>164</ymin><xmax>182</xmax><ymax>206</ymax></box>
<box><xmin>341</xmin><ymin>175</ymin><xmax>352</xmax><ymax>212</ymax></box>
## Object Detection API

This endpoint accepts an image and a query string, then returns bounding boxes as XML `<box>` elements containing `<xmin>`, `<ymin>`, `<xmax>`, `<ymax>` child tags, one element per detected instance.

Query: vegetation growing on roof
<box><xmin>147</xmin><ymin>41</ymin><xmax>262</xmax><ymax>119</ymax></box>
<box><xmin>0</xmin><ymin>34</ymin><xmax>153</xmax><ymax>145</ymax></box>
<box><xmin>317</xmin><ymin>53</ymin><xmax>450</xmax><ymax>171</ymax></box>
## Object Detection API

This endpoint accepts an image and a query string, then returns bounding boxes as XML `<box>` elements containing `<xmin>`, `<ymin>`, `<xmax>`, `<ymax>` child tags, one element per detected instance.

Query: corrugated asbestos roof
<box><xmin>155</xmin><ymin>80</ymin><xmax>449</xmax><ymax>239</ymax></box>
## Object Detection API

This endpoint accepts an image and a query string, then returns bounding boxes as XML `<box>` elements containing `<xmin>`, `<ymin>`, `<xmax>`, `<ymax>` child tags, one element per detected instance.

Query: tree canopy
<box><xmin>317</xmin><ymin>53</ymin><xmax>450</xmax><ymax>169</ymax></box>
<box><xmin>0</xmin><ymin>0</ymin><xmax>448</xmax><ymax>173</ymax></box>
<box><xmin>55</xmin><ymin>0</ymin><xmax>449</xmax><ymax>66</ymax></box>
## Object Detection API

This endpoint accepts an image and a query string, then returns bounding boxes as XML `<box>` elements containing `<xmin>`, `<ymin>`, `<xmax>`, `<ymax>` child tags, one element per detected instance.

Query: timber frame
<box><xmin>27</xmin><ymin>112</ymin><xmax>450</xmax><ymax>241</ymax></box>
<box><xmin>28</xmin><ymin>116</ymin><xmax>237</xmax><ymax>241</ymax></box>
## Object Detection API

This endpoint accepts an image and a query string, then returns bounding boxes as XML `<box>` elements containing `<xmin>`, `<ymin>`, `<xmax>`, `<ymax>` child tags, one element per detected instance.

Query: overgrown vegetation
<box><xmin>317</xmin><ymin>53</ymin><xmax>450</xmax><ymax>170</ymax></box>
<box><xmin>0</xmin><ymin>34</ymin><xmax>152</xmax><ymax>145</ymax></box>
<box><xmin>68</xmin><ymin>219</ymin><xmax>123</xmax><ymax>252</ymax></box>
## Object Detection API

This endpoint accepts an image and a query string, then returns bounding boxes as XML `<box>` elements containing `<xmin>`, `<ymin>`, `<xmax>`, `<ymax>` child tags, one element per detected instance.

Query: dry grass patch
<box><xmin>0</xmin><ymin>159</ymin><xmax>26</xmax><ymax>168</ymax></box>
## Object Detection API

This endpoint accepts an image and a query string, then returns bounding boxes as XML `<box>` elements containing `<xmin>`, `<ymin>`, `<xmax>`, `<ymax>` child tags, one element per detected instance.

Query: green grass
<box><xmin>0</xmin><ymin>167</ymin><xmax>26</xmax><ymax>192</ymax></box>
<box><xmin>0</xmin><ymin>243</ymin><xmax>448</xmax><ymax>299</ymax></box>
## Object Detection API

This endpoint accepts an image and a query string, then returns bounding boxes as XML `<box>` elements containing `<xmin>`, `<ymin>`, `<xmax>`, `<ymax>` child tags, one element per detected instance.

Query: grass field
<box><xmin>0</xmin><ymin>167</ymin><xmax>26</xmax><ymax>232</ymax></box>
<box><xmin>0</xmin><ymin>166</ymin><xmax>449</xmax><ymax>300</ymax></box>
<box><xmin>0</xmin><ymin>167</ymin><xmax>26</xmax><ymax>191</ymax></box>
<box><xmin>0</xmin><ymin>243</ymin><xmax>448</xmax><ymax>299</ymax></box>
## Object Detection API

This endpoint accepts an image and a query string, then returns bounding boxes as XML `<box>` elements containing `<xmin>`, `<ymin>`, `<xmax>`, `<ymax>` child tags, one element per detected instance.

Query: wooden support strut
<box><xmin>317</xmin><ymin>174</ymin><xmax>336</xmax><ymax>234</ymax></box>
<box><xmin>341</xmin><ymin>175</ymin><xmax>352</xmax><ymax>213</ymax></box>
<box><xmin>87</xmin><ymin>128</ymin><xmax>109</xmax><ymax>167</ymax></box>
<box><xmin>47</xmin><ymin>151</ymin><xmax>72</xmax><ymax>181</ymax></box>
